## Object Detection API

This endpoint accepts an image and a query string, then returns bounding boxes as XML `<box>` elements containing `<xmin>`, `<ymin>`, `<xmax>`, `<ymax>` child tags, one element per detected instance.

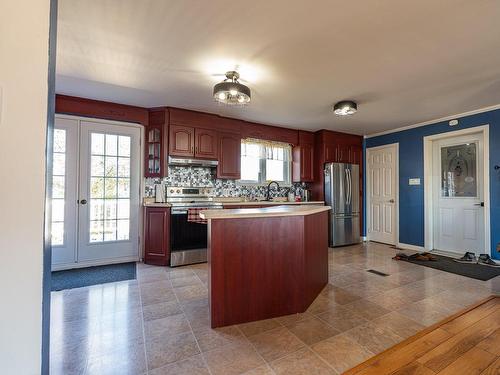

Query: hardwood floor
<box><xmin>344</xmin><ymin>296</ymin><xmax>500</xmax><ymax>375</ymax></box>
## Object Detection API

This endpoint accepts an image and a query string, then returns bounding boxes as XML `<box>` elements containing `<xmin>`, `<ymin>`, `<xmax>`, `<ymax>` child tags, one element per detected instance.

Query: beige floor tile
<box><xmin>372</xmin><ymin>311</ymin><xmax>425</xmax><ymax>339</ymax></box>
<box><xmin>343</xmin><ymin>321</ymin><xmax>404</xmax><ymax>354</ymax></box>
<box><xmin>193</xmin><ymin>325</ymin><xmax>246</xmax><ymax>352</ymax></box>
<box><xmin>238</xmin><ymin>318</ymin><xmax>282</xmax><ymax>337</ymax></box>
<box><xmin>148</xmin><ymin>354</ymin><xmax>210</xmax><ymax>375</ymax></box>
<box><xmin>146</xmin><ymin>331</ymin><xmax>200</xmax><ymax>370</ymax></box>
<box><xmin>143</xmin><ymin>300</ymin><xmax>183</xmax><ymax>322</ymax></box>
<box><xmin>86</xmin><ymin>338</ymin><xmax>147</xmax><ymax>375</ymax></box>
<box><xmin>203</xmin><ymin>342</ymin><xmax>265</xmax><ymax>375</ymax></box>
<box><xmin>316</xmin><ymin>306</ymin><xmax>368</xmax><ymax>333</ymax></box>
<box><xmin>319</xmin><ymin>285</ymin><xmax>362</xmax><ymax>305</ymax></box>
<box><xmin>144</xmin><ymin>312</ymin><xmax>192</xmax><ymax>340</ymax></box>
<box><xmin>247</xmin><ymin>327</ymin><xmax>305</xmax><ymax>362</ymax></box>
<box><xmin>307</xmin><ymin>295</ymin><xmax>345</xmax><ymax>315</ymax></box>
<box><xmin>287</xmin><ymin>317</ymin><xmax>340</xmax><ymax>345</ymax></box>
<box><xmin>275</xmin><ymin>312</ymin><xmax>313</xmax><ymax>327</ymax></box>
<box><xmin>242</xmin><ymin>364</ymin><xmax>275</xmax><ymax>374</ymax></box>
<box><xmin>270</xmin><ymin>348</ymin><xmax>336</xmax><ymax>374</ymax></box>
<box><xmin>397</xmin><ymin>299</ymin><xmax>454</xmax><ymax>326</ymax></box>
<box><xmin>311</xmin><ymin>333</ymin><xmax>373</xmax><ymax>374</ymax></box>
<box><xmin>174</xmin><ymin>284</ymin><xmax>208</xmax><ymax>302</ymax></box>
<box><xmin>344</xmin><ymin>299</ymin><xmax>392</xmax><ymax>320</ymax></box>
<box><xmin>171</xmin><ymin>275</ymin><xmax>204</xmax><ymax>288</ymax></box>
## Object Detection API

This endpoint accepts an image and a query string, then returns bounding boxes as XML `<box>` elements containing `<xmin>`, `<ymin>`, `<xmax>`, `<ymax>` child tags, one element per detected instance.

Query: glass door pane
<box><xmin>440</xmin><ymin>143</ymin><xmax>477</xmax><ymax>197</ymax></box>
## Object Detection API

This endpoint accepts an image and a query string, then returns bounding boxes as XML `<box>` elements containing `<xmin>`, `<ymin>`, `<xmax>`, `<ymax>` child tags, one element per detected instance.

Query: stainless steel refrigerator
<box><xmin>324</xmin><ymin>162</ymin><xmax>360</xmax><ymax>247</ymax></box>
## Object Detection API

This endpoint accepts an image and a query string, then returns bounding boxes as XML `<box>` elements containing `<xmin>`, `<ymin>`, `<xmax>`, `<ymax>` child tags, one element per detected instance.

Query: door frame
<box><xmin>366</xmin><ymin>143</ymin><xmax>400</xmax><ymax>245</ymax></box>
<box><xmin>52</xmin><ymin>114</ymin><xmax>145</xmax><ymax>270</ymax></box>
<box><xmin>423</xmin><ymin>125</ymin><xmax>490</xmax><ymax>255</ymax></box>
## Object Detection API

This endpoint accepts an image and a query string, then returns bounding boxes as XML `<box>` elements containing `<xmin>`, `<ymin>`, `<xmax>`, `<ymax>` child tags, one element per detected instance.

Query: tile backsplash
<box><xmin>145</xmin><ymin>166</ymin><xmax>308</xmax><ymax>199</ymax></box>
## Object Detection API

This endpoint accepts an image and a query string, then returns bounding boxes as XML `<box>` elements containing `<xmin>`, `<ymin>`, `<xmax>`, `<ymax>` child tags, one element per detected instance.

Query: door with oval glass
<box><xmin>51</xmin><ymin>116</ymin><xmax>141</xmax><ymax>270</ymax></box>
<box><xmin>432</xmin><ymin>133</ymin><xmax>484</xmax><ymax>255</ymax></box>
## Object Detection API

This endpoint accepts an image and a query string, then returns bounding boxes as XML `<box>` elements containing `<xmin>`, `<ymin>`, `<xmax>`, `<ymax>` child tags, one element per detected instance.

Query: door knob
<box><xmin>80</xmin><ymin>199</ymin><xmax>87</xmax><ymax>205</ymax></box>
<box><xmin>389</xmin><ymin>199</ymin><xmax>395</xmax><ymax>203</ymax></box>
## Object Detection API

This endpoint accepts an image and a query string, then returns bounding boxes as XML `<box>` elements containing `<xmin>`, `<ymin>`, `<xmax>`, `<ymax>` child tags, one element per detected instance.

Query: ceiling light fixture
<box><xmin>213</xmin><ymin>71</ymin><xmax>251</xmax><ymax>105</ymax></box>
<box><xmin>333</xmin><ymin>100</ymin><xmax>358</xmax><ymax>116</ymax></box>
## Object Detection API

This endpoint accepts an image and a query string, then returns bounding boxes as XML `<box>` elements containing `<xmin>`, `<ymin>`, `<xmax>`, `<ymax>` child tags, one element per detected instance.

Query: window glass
<box><xmin>440</xmin><ymin>143</ymin><xmax>477</xmax><ymax>197</ymax></box>
<box><xmin>239</xmin><ymin>139</ymin><xmax>291</xmax><ymax>184</ymax></box>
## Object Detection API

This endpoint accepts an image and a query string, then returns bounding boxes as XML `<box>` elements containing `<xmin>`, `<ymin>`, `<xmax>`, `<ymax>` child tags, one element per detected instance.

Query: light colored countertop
<box><xmin>221</xmin><ymin>200</ymin><xmax>324</xmax><ymax>206</ymax></box>
<box><xmin>200</xmin><ymin>204</ymin><xmax>331</xmax><ymax>219</ymax></box>
<box><xmin>143</xmin><ymin>202</ymin><xmax>172</xmax><ymax>207</ymax></box>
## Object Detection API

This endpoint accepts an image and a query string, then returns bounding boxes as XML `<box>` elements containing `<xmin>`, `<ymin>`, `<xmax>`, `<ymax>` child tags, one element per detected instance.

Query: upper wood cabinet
<box><xmin>195</xmin><ymin>128</ymin><xmax>218</xmax><ymax>159</ymax></box>
<box><xmin>169</xmin><ymin>125</ymin><xmax>218</xmax><ymax>159</ymax></box>
<box><xmin>350</xmin><ymin>145</ymin><xmax>362</xmax><ymax>165</ymax></box>
<box><xmin>217</xmin><ymin>132</ymin><xmax>241</xmax><ymax>179</ymax></box>
<box><xmin>169</xmin><ymin>124</ymin><xmax>195</xmax><ymax>157</ymax></box>
<box><xmin>337</xmin><ymin>144</ymin><xmax>351</xmax><ymax>163</ymax></box>
<box><xmin>292</xmin><ymin>131</ymin><xmax>314</xmax><ymax>182</ymax></box>
<box><xmin>145</xmin><ymin>108</ymin><xmax>169</xmax><ymax>177</ymax></box>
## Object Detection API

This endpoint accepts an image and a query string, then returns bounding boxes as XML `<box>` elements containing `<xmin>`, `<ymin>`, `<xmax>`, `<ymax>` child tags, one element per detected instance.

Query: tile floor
<box><xmin>50</xmin><ymin>242</ymin><xmax>499</xmax><ymax>374</ymax></box>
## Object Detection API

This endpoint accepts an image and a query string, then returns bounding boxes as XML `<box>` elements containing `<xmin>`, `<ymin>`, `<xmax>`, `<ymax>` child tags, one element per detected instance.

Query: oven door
<box><xmin>170</xmin><ymin>208</ymin><xmax>208</xmax><ymax>266</ymax></box>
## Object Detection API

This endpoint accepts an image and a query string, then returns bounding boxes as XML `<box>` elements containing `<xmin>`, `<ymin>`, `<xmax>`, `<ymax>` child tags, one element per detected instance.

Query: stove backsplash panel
<box><xmin>145</xmin><ymin>166</ymin><xmax>308</xmax><ymax>199</ymax></box>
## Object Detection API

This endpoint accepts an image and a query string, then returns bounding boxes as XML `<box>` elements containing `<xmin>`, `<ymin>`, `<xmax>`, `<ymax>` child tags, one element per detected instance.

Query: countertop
<box><xmin>143</xmin><ymin>202</ymin><xmax>172</xmax><ymax>207</ymax></box>
<box><xmin>220</xmin><ymin>200</ymin><xmax>324</xmax><ymax>206</ymax></box>
<box><xmin>200</xmin><ymin>204</ymin><xmax>331</xmax><ymax>219</ymax></box>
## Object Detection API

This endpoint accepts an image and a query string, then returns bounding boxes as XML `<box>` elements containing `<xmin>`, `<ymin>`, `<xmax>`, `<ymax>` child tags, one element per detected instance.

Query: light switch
<box><xmin>409</xmin><ymin>178</ymin><xmax>421</xmax><ymax>185</ymax></box>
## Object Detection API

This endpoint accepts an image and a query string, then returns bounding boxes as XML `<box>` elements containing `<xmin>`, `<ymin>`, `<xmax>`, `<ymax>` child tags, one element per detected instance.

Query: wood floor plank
<box><xmin>435</xmin><ymin>347</ymin><xmax>496</xmax><ymax>375</ymax></box>
<box><xmin>440</xmin><ymin>298</ymin><xmax>500</xmax><ymax>335</ymax></box>
<box><xmin>352</xmin><ymin>329</ymin><xmax>450</xmax><ymax>375</ymax></box>
<box><xmin>476</xmin><ymin>328</ymin><xmax>500</xmax><ymax>356</ymax></box>
<box><xmin>479</xmin><ymin>357</ymin><xmax>500</xmax><ymax>375</ymax></box>
<box><xmin>417</xmin><ymin>310</ymin><xmax>500</xmax><ymax>372</ymax></box>
<box><xmin>390</xmin><ymin>362</ymin><xmax>436</xmax><ymax>375</ymax></box>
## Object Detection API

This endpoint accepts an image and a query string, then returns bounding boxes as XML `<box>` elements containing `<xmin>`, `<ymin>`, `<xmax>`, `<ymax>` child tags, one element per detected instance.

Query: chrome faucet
<box><xmin>266</xmin><ymin>181</ymin><xmax>280</xmax><ymax>201</ymax></box>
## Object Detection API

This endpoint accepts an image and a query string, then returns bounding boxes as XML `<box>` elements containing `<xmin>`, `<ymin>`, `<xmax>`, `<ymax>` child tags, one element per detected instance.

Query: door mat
<box><xmin>396</xmin><ymin>253</ymin><xmax>500</xmax><ymax>281</ymax></box>
<box><xmin>51</xmin><ymin>262</ymin><xmax>136</xmax><ymax>291</ymax></box>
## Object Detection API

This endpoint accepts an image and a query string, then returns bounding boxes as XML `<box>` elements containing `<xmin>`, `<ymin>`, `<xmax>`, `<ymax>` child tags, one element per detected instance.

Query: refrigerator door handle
<box><xmin>346</xmin><ymin>168</ymin><xmax>352</xmax><ymax>206</ymax></box>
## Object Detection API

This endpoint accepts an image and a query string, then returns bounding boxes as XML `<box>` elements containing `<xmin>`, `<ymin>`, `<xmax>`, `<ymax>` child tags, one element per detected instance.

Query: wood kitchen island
<box><xmin>200</xmin><ymin>205</ymin><xmax>331</xmax><ymax>328</ymax></box>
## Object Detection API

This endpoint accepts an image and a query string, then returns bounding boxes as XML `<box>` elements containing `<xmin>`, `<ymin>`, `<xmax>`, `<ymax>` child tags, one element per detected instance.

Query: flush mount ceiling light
<box><xmin>213</xmin><ymin>71</ymin><xmax>251</xmax><ymax>105</ymax></box>
<box><xmin>333</xmin><ymin>100</ymin><xmax>358</xmax><ymax>116</ymax></box>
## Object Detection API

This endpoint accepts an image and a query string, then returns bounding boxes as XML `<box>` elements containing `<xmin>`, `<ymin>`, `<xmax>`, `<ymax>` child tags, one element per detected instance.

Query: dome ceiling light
<box><xmin>333</xmin><ymin>100</ymin><xmax>358</xmax><ymax>116</ymax></box>
<box><xmin>213</xmin><ymin>71</ymin><xmax>251</xmax><ymax>105</ymax></box>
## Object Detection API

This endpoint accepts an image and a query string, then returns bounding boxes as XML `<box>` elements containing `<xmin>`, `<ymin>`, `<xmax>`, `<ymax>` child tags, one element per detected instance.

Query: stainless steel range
<box><xmin>167</xmin><ymin>186</ymin><xmax>222</xmax><ymax>267</ymax></box>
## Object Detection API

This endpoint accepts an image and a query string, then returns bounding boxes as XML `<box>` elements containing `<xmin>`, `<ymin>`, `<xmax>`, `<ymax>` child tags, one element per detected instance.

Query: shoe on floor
<box><xmin>477</xmin><ymin>254</ymin><xmax>500</xmax><ymax>267</ymax></box>
<box><xmin>421</xmin><ymin>252</ymin><xmax>438</xmax><ymax>261</ymax></box>
<box><xmin>454</xmin><ymin>251</ymin><xmax>477</xmax><ymax>263</ymax></box>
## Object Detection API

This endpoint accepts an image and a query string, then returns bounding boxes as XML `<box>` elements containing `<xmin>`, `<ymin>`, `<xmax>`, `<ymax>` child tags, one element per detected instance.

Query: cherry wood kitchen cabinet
<box><xmin>217</xmin><ymin>132</ymin><xmax>241</xmax><ymax>179</ymax></box>
<box><xmin>144</xmin><ymin>206</ymin><xmax>171</xmax><ymax>266</ymax></box>
<box><xmin>292</xmin><ymin>131</ymin><xmax>314</xmax><ymax>182</ymax></box>
<box><xmin>169</xmin><ymin>125</ymin><xmax>218</xmax><ymax>159</ymax></box>
<box><xmin>350</xmin><ymin>145</ymin><xmax>362</xmax><ymax>165</ymax></box>
<box><xmin>145</xmin><ymin>108</ymin><xmax>169</xmax><ymax>177</ymax></box>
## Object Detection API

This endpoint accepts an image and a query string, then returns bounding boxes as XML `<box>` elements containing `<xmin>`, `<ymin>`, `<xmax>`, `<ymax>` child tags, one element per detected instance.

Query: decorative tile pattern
<box><xmin>51</xmin><ymin>243</ymin><xmax>498</xmax><ymax>374</ymax></box>
<box><xmin>144</xmin><ymin>166</ymin><xmax>308</xmax><ymax>199</ymax></box>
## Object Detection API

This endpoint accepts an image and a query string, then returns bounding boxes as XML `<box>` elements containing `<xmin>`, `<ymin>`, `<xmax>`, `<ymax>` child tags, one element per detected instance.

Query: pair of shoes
<box><xmin>421</xmin><ymin>252</ymin><xmax>438</xmax><ymax>261</ymax></box>
<box><xmin>408</xmin><ymin>252</ymin><xmax>437</xmax><ymax>261</ymax></box>
<box><xmin>454</xmin><ymin>251</ymin><xmax>477</xmax><ymax>263</ymax></box>
<box><xmin>393</xmin><ymin>252</ymin><xmax>409</xmax><ymax>260</ymax></box>
<box><xmin>478</xmin><ymin>254</ymin><xmax>500</xmax><ymax>267</ymax></box>
<box><xmin>454</xmin><ymin>251</ymin><xmax>500</xmax><ymax>267</ymax></box>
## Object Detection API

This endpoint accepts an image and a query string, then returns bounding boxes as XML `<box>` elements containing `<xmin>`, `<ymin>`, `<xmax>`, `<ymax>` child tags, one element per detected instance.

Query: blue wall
<box><xmin>364</xmin><ymin>108</ymin><xmax>500</xmax><ymax>260</ymax></box>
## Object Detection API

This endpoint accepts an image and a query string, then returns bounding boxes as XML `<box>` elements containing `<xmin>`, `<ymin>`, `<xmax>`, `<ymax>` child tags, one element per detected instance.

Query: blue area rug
<box><xmin>51</xmin><ymin>262</ymin><xmax>136</xmax><ymax>291</ymax></box>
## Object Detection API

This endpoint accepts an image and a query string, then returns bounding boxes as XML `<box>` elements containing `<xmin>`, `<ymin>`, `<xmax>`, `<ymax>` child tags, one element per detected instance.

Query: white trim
<box><xmin>51</xmin><ymin>256</ymin><xmax>140</xmax><ymax>271</ymax></box>
<box><xmin>365</xmin><ymin>103</ymin><xmax>500</xmax><ymax>138</ymax></box>
<box><xmin>396</xmin><ymin>242</ymin><xmax>425</xmax><ymax>252</ymax></box>
<box><xmin>423</xmin><ymin>125</ymin><xmax>490</xmax><ymax>255</ymax></box>
<box><xmin>366</xmin><ymin>143</ymin><xmax>399</xmax><ymax>245</ymax></box>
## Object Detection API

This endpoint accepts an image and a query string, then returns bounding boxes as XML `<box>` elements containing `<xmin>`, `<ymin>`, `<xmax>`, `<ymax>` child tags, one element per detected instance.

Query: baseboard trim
<box><xmin>396</xmin><ymin>242</ymin><xmax>425</xmax><ymax>252</ymax></box>
<box><xmin>52</xmin><ymin>256</ymin><xmax>140</xmax><ymax>271</ymax></box>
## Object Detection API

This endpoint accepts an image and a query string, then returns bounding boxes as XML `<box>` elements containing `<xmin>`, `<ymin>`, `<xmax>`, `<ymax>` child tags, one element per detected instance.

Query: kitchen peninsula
<box><xmin>200</xmin><ymin>205</ymin><xmax>331</xmax><ymax>328</ymax></box>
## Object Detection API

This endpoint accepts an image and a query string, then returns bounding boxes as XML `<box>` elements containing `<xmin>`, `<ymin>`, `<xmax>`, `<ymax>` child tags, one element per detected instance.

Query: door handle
<box><xmin>80</xmin><ymin>199</ymin><xmax>87</xmax><ymax>205</ymax></box>
<box><xmin>474</xmin><ymin>202</ymin><xmax>485</xmax><ymax>207</ymax></box>
<box><xmin>389</xmin><ymin>199</ymin><xmax>395</xmax><ymax>203</ymax></box>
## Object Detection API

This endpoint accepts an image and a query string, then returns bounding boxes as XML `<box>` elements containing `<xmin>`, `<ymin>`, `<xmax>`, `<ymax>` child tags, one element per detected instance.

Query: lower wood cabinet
<box><xmin>144</xmin><ymin>206</ymin><xmax>170</xmax><ymax>266</ymax></box>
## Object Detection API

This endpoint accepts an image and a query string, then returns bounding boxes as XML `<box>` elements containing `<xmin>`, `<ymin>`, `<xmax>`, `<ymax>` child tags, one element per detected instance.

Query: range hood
<box><xmin>168</xmin><ymin>156</ymin><xmax>218</xmax><ymax>167</ymax></box>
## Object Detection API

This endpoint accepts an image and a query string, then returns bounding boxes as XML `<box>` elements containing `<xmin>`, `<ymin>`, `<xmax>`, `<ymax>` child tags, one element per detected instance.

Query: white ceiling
<box><xmin>56</xmin><ymin>0</ymin><xmax>500</xmax><ymax>135</ymax></box>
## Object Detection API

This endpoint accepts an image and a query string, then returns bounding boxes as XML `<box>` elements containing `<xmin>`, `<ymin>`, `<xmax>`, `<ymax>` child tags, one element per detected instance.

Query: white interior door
<box><xmin>78</xmin><ymin>121</ymin><xmax>141</xmax><ymax>263</ymax></box>
<box><xmin>51</xmin><ymin>118</ymin><xmax>79</xmax><ymax>266</ymax></box>
<box><xmin>367</xmin><ymin>144</ymin><xmax>397</xmax><ymax>245</ymax></box>
<box><xmin>432</xmin><ymin>133</ymin><xmax>484</xmax><ymax>255</ymax></box>
<box><xmin>51</xmin><ymin>117</ymin><xmax>141</xmax><ymax>270</ymax></box>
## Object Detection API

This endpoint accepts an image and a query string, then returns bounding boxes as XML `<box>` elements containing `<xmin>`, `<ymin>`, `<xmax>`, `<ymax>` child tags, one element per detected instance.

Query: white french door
<box><xmin>432</xmin><ymin>133</ymin><xmax>485</xmax><ymax>255</ymax></box>
<box><xmin>51</xmin><ymin>116</ymin><xmax>141</xmax><ymax>270</ymax></box>
<box><xmin>367</xmin><ymin>144</ymin><xmax>398</xmax><ymax>245</ymax></box>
